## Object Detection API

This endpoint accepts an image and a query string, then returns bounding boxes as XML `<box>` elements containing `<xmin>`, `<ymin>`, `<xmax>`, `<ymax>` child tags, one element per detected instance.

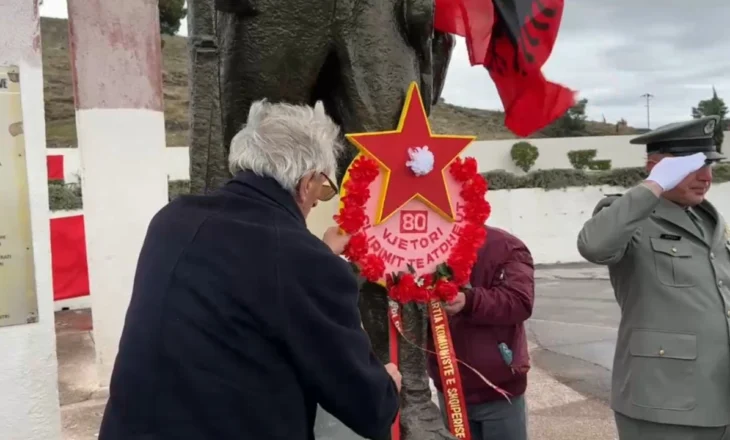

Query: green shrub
<box><xmin>714</xmin><ymin>163</ymin><xmax>730</xmax><ymax>181</ymax></box>
<box><xmin>510</xmin><ymin>141</ymin><xmax>539</xmax><ymax>172</ymax></box>
<box><xmin>567</xmin><ymin>149</ymin><xmax>597</xmax><ymax>170</ymax></box>
<box><xmin>48</xmin><ymin>180</ymin><xmax>191</xmax><ymax>211</ymax></box>
<box><xmin>588</xmin><ymin>159</ymin><xmax>612</xmax><ymax>171</ymax></box>
<box><xmin>48</xmin><ymin>181</ymin><xmax>82</xmax><ymax>211</ymax></box>
<box><xmin>484</xmin><ymin>163</ymin><xmax>730</xmax><ymax>191</ymax></box>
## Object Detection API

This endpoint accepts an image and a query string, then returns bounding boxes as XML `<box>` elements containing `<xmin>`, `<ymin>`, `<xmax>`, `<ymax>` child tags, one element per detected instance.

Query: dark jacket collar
<box><xmin>225</xmin><ymin>171</ymin><xmax>305</xmax><ymax>224</ymax></box>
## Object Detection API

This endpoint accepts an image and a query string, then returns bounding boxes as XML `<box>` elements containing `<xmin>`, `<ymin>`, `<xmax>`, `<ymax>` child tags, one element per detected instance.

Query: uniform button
<box><xmin>727</xmin><ymin>310</ymin><xmax>730</xmax><ymax>318</ymax></box>
<box><xmin>671</xmin><ymin>247</ymin><xmax>677</xmax><ymax>253</ymax></box>
<box><xmin>659</xmin><ymin>349</ymin><xmax>665</xmax><ymax>356</ymax></box>
<box><xmin>710</xmin><ymin>252</ymin><xmax>715</xmax><ymax>259</ymax></box>
<box><xmin>720</xmin><ymin>280</ymin><xmax>725</xmax><ymax>287</ymax></box>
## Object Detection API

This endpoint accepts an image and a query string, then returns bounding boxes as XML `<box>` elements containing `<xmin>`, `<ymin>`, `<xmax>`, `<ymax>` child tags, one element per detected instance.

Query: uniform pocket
<box><xmin>650</xmin><ymin>238</ymin><xmax>696</xmax><ymax>287</ymax></box>
<box><xmin>629</xmin><ymin>329</ymin><xmax>697</xmax><ymax>411</ymax></box>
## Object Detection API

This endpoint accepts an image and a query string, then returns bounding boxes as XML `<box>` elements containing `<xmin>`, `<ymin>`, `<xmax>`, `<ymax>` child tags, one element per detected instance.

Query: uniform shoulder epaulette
<box><xmin>592</xmin><ymin>193</ymin><xmax>623</xmax><ymax>215</ymax></box>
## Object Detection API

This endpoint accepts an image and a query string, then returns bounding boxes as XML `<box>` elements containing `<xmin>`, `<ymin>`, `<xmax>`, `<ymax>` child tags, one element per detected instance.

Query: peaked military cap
<box><xmin>630</xmin><ymin>115</ymin><xmax>725</xmax><ymax>162</ymax></box>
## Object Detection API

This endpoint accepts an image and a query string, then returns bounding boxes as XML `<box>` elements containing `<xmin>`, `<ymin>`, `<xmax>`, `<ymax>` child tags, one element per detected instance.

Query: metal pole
<box><xmin>641</xmin><ymin>93</ymin><xmax>654</xmax><ymax>129</ymax></box>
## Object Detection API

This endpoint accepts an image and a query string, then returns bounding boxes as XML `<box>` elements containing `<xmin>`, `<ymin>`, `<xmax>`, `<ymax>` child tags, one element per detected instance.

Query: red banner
<box><xmin>50</xmin><ymin>215</ymin><xmax>90</xmax><ymax>301</ymax></box>
<box><xmin>46</xmin><ymin>153</ymin><xmax>91</xmax><ymax>302</ymax></box>
<box><xmin>47</xmin><ymin>155</ymin><xmax>64</xmax><ymax>181</ymax></box>
<box><xmin>428</xmin><ymin>300</ymin><xmax>471</xmax><ymax>439</ymax></box>
<box><xmin>388</xmin><ymin>302</ymin><xmax>401</xmax><ymax>440</ymax></box>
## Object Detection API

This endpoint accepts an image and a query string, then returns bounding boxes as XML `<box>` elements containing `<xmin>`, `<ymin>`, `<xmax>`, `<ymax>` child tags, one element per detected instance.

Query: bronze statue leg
<box><xmin>328</xmin><ymin>0</ymin><xmax>437</xmax><ymax>174</ymax></box>
<box><xmin>216</xmin><ymin>3</ymin><xmax>335</xmax><ymax>149</ymax></box>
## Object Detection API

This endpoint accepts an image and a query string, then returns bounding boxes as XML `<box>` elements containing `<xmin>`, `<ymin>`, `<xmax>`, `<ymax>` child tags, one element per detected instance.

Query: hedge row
<box><xmin>484</xmin><ymin>163</ymin><xmax>730</xmax><ymax>190</ymax></box>
<box><xmin>49</xmin><ymin>180</ymin><xmax>191</xmax><ymax>211</ymax></box>
<box><xmin>48</xmin><ymin>164</ymin><xmax>730</xmax><ymax>211</ymax></box>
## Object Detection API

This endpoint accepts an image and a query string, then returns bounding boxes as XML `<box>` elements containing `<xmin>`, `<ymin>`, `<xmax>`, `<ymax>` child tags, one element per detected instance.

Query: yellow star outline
<box><xmin>343</xmin><ymin>82</ymin><xmax>476</xmax><ymax>226</ymax></box>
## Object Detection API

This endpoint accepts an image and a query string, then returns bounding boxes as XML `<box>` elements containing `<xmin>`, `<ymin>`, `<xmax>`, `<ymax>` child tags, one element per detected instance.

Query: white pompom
<box><xmin>406</xmin><ymin>146</ymin><xmax>435</xmax><ymax>176</ymax></box>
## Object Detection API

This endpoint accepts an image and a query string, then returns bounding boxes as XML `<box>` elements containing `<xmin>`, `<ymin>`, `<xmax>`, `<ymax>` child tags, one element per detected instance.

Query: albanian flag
<box><xmin>434</xmin><ymin>0</ymin><xmax>575</xmax><ymax>137</ymax></box>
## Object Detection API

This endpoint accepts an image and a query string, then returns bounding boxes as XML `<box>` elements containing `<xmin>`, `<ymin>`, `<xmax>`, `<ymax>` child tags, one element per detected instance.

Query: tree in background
<box><xmin>159</xmin><ymin>0</ymin><xmax>187</xmax><ymax>36</ymax></box>
<box><xmin>543</xmin><ymin>98</ymin><xmax>588</xmax><ymax>137</ymax></box>
<box><xmin>691</xmin><ymin>87</ymin><xmax>727</xmax><ymax>153</ymax></box>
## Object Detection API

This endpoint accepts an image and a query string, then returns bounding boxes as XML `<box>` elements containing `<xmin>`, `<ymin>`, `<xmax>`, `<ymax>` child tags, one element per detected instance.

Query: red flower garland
<box><xmin>335</xmin><ymin>155</ymin><xmax>490</xmax><ymax>304</ymax></box>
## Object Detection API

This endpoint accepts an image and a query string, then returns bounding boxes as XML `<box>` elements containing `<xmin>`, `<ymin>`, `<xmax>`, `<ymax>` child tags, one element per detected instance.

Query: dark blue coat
<box><xmin>99</xmin><ymin>171</ymin><xmax>399</xmax><ymax>440</ymax></box>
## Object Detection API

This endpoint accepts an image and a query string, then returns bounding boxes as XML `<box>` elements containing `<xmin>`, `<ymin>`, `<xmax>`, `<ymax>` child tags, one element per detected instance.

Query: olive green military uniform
<box><xmin>577</xmin><ymin>116</ymin><xmax>730</xmax><ymax>440</ymax></box>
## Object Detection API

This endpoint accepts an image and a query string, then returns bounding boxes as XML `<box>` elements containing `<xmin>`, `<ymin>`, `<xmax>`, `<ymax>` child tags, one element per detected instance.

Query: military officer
<box><xmin>577</xmin><ymin>115</ymin><xmax>730</xmax><ymax>440</ymax></box>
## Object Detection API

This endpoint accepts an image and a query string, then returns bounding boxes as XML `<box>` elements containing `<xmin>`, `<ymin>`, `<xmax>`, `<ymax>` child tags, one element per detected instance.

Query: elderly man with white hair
<box><xmin>98</xmin><ymin>100</ymin><xmax>402</xmax><ymax>440</ymax></box>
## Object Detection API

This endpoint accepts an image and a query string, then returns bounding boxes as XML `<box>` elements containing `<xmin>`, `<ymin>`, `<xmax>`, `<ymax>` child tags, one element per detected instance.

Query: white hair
<box><xmin>228</xmin><ymin>100</ymin><xmax>344</xmax><ymax>192</ymax></box>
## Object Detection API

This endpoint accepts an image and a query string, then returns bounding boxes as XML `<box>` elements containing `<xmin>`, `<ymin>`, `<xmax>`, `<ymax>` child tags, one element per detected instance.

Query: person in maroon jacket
<box><xmin>427</xmin><ymin>226</ymin><xmax>535</xmax><ymax>440</ymax></box>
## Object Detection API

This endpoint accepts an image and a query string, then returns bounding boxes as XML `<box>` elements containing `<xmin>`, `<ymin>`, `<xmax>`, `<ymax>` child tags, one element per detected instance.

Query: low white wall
<box><xmin>306</xmin><ymin>183</ymin><xmax>730</xmax><ymax>266</ymax></box>
<box><xmin>46</xmin><ymin>133</ymin><xmax>730</xmax><ymax>181</ymax></box>
<box><xmin>49</xmin><ymin>137</ymin><xmax>730</xmax><ymax>278</ymax></box>
<box><xmin>464</xmin><ymin>135</ymin><xmax>641</xmax><ymax>174</ymax></box>
<box><xmin>56</xmin><ymin>179</ymin><xmax>730</xmax><ymax>315</ymax></box>
<box><xmin>487</xmin><ymin>183</ymin><xmax>730</xmax><ymax>264</ymax></box>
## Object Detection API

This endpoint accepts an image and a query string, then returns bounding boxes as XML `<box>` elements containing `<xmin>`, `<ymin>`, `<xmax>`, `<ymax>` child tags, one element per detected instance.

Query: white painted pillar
<box><xmin>66</xmin><ymin>0</ymin><xmax>169</xmax><ymax>386</ymax></box>
<box><xmin>0</xmin><ymin>1</ymin><xmax>63</xmax><ymax>439</ymax></box>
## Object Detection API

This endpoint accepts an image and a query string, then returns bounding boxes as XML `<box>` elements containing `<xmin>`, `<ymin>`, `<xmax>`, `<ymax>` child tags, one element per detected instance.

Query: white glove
<box><xmin>646</xmin><ymin>153</ymin><xmax>706</xmax><ymax>191</ymax></box>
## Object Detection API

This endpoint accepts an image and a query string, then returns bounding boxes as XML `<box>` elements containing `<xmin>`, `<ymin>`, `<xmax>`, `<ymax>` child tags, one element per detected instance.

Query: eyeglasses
<box><xmin>317</xmin><ymin>173</ymin><xmax>339</xmax><ymax>202</ymax></box>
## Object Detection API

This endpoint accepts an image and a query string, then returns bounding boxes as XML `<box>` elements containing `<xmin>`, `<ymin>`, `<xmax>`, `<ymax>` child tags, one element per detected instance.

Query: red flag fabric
<box><xmin>47</xmin><ymin>154</ymin><xmax>64</xmax><ymax>181</ymax></box>
<box><xmin>434</xmin><ymin>0</ymin><xmax>575</xmax><ymax>137</ymax></box>
<box><xmin>434</xmin><ymin>0</ymin><xmax>495</xmax><ymax>64</ymax></box>
<box><xmin>50</xmin><ymin>215</ymin><xmax>90</xmax><ymax>301</ymax></box>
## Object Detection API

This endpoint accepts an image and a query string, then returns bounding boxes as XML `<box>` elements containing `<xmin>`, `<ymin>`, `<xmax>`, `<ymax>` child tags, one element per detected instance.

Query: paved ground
<box><xmin>529</xmin><ymin>264</ymin><xmax>619</xmax><ymax>405</ymax></box>
<box><xmin>57</xmin><ymin>263</ymin><xmax>620</xmax><ymax>440</ymax></box>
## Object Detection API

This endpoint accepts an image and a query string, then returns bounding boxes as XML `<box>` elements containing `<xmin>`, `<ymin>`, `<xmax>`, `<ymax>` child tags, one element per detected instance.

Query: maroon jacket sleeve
<box><xmin>460</xmin><ymin>232</ymin><xmax>535</xmax><ymax>325</ymax></box>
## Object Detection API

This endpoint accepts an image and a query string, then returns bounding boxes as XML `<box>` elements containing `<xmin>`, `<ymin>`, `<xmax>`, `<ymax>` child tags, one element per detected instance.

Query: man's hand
<box><xmin>384</xmin><ymin>363</ymin><xmax>402</xmax><ymax>392</ymax></box>
<box><xmin>443</xmin><ymin>291</ymin><xmax>466</xmax><ymax>315</ymax></box>
<box><xmin>322</xmin><ymin>226</ymin><xmax>350</xmax><ymax>255</ymax></box>
<box><xmin>646</xmin><ymin>153</ymin><xmax>706</xmax><ymax>191</ymax></box>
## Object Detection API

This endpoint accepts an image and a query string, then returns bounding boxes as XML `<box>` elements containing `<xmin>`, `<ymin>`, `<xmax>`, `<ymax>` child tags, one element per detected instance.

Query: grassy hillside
<box><xmin>40</xmin><ymin>17</ymin><xmax>636</xmax><ymax>148</ymax></box>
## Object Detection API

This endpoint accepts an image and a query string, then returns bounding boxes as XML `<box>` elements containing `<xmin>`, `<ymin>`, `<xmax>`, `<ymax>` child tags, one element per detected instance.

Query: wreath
<box><xmin>335</xmin><ymin>155</ymin><xmax>491</xmax><ymax>304</ymax></box>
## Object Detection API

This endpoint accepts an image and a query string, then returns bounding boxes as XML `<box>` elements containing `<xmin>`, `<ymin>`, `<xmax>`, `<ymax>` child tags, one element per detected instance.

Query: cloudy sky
<box><xmin>40</xmin><ymin>0</ymin><xmax>730</xmax><ymax>129</ymax></box>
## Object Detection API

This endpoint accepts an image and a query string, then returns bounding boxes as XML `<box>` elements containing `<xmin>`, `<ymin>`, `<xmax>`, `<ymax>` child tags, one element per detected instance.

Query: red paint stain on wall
<box><xmin>66</xmin><ymin>0</ymin><xmax>163</xmax><ymax>111</ymax></box>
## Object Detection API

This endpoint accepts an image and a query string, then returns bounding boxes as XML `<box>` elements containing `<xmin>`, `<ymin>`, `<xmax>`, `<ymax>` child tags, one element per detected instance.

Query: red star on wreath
<box><xmin>347</xmin><ymin>83</ymin><xmax>475</xmax><ymax>224</ymax></box>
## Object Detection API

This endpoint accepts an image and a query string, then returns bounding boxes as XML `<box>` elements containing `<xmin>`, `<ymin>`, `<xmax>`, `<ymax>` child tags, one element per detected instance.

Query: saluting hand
<box><xmin>646</xmin><ymin>153</ymin><xmax>706</xmax><ymax>191</ymax></box>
